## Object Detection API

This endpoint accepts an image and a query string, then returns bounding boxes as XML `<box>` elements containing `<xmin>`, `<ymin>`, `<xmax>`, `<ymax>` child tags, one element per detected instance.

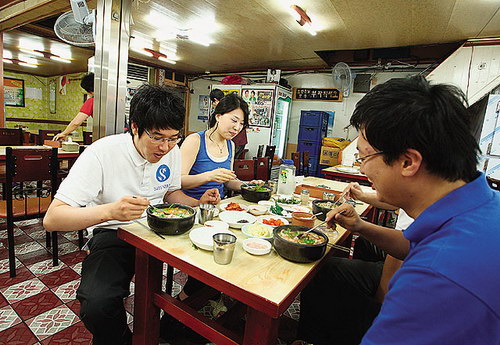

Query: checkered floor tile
<box><xmin>0</xmin><ymin>218</ymin><xmax>300</xmax><ymax>345</ymax></box>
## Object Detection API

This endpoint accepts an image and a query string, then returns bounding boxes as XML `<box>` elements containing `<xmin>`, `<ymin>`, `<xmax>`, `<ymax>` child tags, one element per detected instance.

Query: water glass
<box><xmin>213</xmin><ymin>233</ymin><xmax>237</xmax><ymax>265</ymax></box>
<box><xmin>199</xmin><ymin>204</ymin><xmax>217</xmax><ymax>224</ymax></box>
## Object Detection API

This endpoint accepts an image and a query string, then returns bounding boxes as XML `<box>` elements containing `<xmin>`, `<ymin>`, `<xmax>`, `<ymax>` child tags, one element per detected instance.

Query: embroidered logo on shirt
<box><xmin>156</xmin><ymin>164</ymin><xmax>170</xmax><ymax>182</ymax></box>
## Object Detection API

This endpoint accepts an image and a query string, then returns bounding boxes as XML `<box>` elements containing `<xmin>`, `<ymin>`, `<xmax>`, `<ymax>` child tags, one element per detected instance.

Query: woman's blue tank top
<box><xmin>183</xmin><ymin>131</ymin><xmax>232</xmax><ymax>200</ymax></box>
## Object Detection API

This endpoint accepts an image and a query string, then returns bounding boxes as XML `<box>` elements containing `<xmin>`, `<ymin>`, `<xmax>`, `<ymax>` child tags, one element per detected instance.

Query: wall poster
<box><xmin>243</xmin><ymin>88</ymin><xmax>273</xmax><ymax>127</ymax></box>
<box><xmin>198</xmin><ymin>95</ymin><xmax>210</xmax><ymax>122</ymax></box>
<box><xmin>4</xmin><ymin>77</ymin><xmax>25</xmax><ymax>107</ymax></box>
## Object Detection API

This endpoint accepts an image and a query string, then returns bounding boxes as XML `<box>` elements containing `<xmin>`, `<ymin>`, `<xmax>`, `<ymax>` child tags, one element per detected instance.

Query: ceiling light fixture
<box><xmin>19</xmin><ymin>48</ymin><xmax>71</xmax><ymax>63</ymax></box>
<box><xmin>4</xmin><ymin>57</ymin><xmax>37</xmax><ymax>68</ymax></box>
<box><xmin>290</xmin><ymin>4</ymin><xmax>317</xmax><ymax>36</ymax></box>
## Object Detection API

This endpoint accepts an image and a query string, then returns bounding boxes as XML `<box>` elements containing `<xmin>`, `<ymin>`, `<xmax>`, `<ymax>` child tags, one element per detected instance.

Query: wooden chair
<box><xmin>83</xmin><ymin>131</ymin><xmax>93</xmax><ymax>145</ymax></box>
<box><xmin>0</xmin><ymin>128</ymin><xmax>24</xmax><ymax>146</ymax></box>
<box><xmin>302</xmin><ymin>151</ymin><xmax>310</xmax><ymax>177</ymax></box>
<box><xmin>37</xmin><ymin>130</ymin><xmax>60</xmax><ymax>145</ymax></box>
<box><xmin>254</xmin><ymin>157</ymin><xmax>270</xmax><ymax>181</ymax></box>
<box><xmin>292</xmin><ymin>152</ymin><xmax>301</xmax><ymax>175</ymax></box>
<box><xmin>233</xmin><ymin>159</ymin><xmax>255</xmax><ymax>181</ymax></box>
<box><xmin>256</xmin><ymin>145</ymin><xmax>265</xmax><ymax>158</ymax></box>
<box><xmin>264</xmin><ymin>145</ymin><xmax>276</xmax><ymax>160</ymax></box>
<box><xmin>0</xmin><ymin>147</ymin><xmax>58</xmax><ymax>277</ymax></box>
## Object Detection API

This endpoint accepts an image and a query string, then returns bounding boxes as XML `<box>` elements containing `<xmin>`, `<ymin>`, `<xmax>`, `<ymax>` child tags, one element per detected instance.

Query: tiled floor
<box><xmin>0</xmin><ymin>219</ymin><xmax>299</xmax><ymax>345</ymax></box>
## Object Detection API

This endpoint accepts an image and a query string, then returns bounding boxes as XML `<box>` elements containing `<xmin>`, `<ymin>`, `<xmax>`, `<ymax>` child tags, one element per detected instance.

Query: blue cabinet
<box><xmin>297</xmin><ymin>111</ymin><xmax>330</xmax><ymax>176</ymax></box>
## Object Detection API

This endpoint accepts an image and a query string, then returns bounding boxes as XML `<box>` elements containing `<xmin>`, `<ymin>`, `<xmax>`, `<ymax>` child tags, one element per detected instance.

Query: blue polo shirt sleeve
<box><xmin>362</xmin><ymin>266</ymin><xmax>489</xmax><ymax>345</ymax></box>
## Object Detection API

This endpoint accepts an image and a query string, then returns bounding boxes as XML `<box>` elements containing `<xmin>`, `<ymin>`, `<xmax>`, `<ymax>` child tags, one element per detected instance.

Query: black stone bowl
<box><xmin>146</xmin><ymin>203</ymin><xmax>195</xmax><ymax>235</ymax></box>
<box><xmin>312</xmin><ymin>198</ymin><xmax>340</xmax><ymax>221</ymax></box>
<box><xmin>240</xmin><ymin>184</ymin><xmax>272</xmax><ymax>203</ymax></box>
<box><xmin>273</xmin><ymin>225</ymin><xmax>329</xmax><ymax>263</ymax></box>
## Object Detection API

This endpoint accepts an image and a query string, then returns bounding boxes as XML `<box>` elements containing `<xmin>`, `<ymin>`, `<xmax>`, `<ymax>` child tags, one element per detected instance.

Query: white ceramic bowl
<box><xmin>204</xmin><ymin>220</ymin><xmax>230</xmax><ymax>231</ymax></box>
<box><xmin>243</xmin><ymin>238</ymin><xmax>272</xmax><ymax>255</ymax></box>
<box><xmin>247</xmin><ymin>204</ymin><xmax>268</xmax><ymax>216</ymax></box>
<box><xmin>189</xmin><ymin>226</ymin><xmax>235</xmax><ymax>251</ymax></box>
<box><xmin>256</xmin><ymin>215</ymin><xmax>289</xmax><ymax>227</ymax></box>
<box><xmin>219</xmin><ymin>202</ymin><xmax>249</xmax><ymax>212</ymax></box>
<box><xmin>241</xmin><ymin>223</ymin><xmax>273</xmax><ymax>241</ymax></box>
<box><xmin>218</xmin><ymin>211</ymin><xmax>257</xmax><ymax>229</ymax></box>
<box><xmin>258</xmin><ymin>200</ymin><xmax>275</xmax><ymax>208</ymax></box>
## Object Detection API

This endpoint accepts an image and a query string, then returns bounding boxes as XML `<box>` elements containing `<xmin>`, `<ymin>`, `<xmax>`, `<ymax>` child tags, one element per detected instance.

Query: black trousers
<box><xmin>76</xmin><ymin>229</ymin><xmax>135</xmax><ymax>345</ymax></box>
<box><xmin>76</xmin><ymin>229</ymin><xmax>208</xmax><ymax>345</ymax></box>
<box><xmin>298</xmin><ymin>239</ymin><xmax>384</xmax><ymax>345</ymax></box>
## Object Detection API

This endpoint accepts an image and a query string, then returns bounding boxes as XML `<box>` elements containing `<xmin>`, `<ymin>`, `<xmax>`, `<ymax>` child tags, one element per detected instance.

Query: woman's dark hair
<box><xmin>210</xmin><ymin>89</ymin><xmax>225</xmax><ymax>102</ymax></box>
<box><xmin>129</xmin><ymin>84</ymin><xmax>185</xmax><ymax>137</ymax></box>
<box><xmin>350</xmin><ymin>76</ymin><xmax>479</xmax><ymax>182</ymax></box>
<box><xmin>208</xmin><ymin>93</ymin><xmax>249</xmax><ymax>129</ymax></box>
<box><xmin>80</xmin><ymin>73</ymin><xmax>94</xmax><ymax>93</ymax></box>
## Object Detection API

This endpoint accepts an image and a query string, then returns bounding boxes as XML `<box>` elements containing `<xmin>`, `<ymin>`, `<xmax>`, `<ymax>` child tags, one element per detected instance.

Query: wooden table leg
<box><xmin>243</xmin><ymin>307</ymin><xmax>279</xmax><ymax>345</ymax></box>
<box><xmin>132</xmin><ymin>249</ymin><xmax>163</xmax><ymax>345</ymax></box>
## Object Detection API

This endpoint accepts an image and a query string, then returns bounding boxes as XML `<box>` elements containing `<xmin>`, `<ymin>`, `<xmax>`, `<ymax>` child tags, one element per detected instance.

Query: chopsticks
<box><xmin>132</xmin><ymin>219</ymin><xmax>165</xmax><ymax>239</ymax></box>
<box><xmin>327</xmin><ymin>243</ymin><xmax>350</xmax><ymax>253</ymax></box>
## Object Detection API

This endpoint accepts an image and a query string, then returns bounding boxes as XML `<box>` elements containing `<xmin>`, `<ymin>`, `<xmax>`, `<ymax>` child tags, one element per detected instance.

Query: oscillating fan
<box><xmin>332</xmin><ymin>62</ymin><xmax>354</xmax><ymax>98</ymax></box>
<box><xmin>54</xmin><ymin>0</ymin><xmax>95</xmax><ymax>47</ymax></box>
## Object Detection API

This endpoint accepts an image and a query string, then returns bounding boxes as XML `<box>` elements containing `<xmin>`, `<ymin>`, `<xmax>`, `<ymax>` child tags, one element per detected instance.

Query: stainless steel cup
<box><xmin>199</xmin><ymin>204</ymin><xmax>216</xmax><ymax>224</ymax></box>
<box><xmin>213</xmin><ymin>233</ymin><xmax>237</xmax><ymax>265</ymax></box>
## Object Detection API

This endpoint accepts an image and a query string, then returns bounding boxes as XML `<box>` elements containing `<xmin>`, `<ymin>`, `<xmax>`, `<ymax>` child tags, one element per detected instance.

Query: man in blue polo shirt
<box><xmin>325</xmin><ymin>76</ymin><xmax>500</xmax><ymax>344</ymax></box>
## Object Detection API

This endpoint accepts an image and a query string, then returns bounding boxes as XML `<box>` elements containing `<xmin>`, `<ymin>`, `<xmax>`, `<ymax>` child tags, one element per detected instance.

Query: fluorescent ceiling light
<box><xmin>158</xmin><ymin>56</ymin><xmax>176</xmax><ymax>64</ymax></box>
<box><xmin>50</xmin><ymin>56</ymin><xmax>72</xmax><ymax>63</ymax></box>
<box><xmin>20</xmin><ymin>48</ymin><xmax>44</xmax><ymax>57</ymax></box>
<box><xmin>4</xmin><ymin>50</ymin><xmax>12</xmax><ymax>59</ymax></box>
<box><xmin>19</xmin><ymin>62</ymin><xmax>37</xmax><ymax>68</ymax></box>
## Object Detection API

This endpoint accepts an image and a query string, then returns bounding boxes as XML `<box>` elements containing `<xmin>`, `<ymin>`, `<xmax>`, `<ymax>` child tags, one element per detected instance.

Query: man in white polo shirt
<box><xmin>43</xmin><ymin>85</ymin><xmax>219</xmax><ymax>345</ymax></box>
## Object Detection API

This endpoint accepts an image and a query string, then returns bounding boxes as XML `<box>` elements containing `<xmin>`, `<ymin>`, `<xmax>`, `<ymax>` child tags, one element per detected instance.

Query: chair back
<box><xmin>487</xmin><ymin>176</ymin><xmax>500</xmax><ymax>192</ymax></box>
<box><xmin>291</xmin><ymin>152</ymin><xmax>301</xmax><ymax>174</ymax></box>
<box><xmin>257</xmin><ymin>145</ymin><xmax>265</xmax><ymax>158</ymax></box>
<box><xmin>233</xmin><ymin>159</ymin><xmax>255</xmax><ymax>181</ymax></box>
<box><xmin>6</xmin><ymin>147</ymin><xmax>58</xmax><ymax>184</ymax></box>
<box><xmin>38</xmin><ymin>130</ymin><xmax>60</xmax><ymax>145</ymax></box>
<box><xmin>302</xmin><ymin>151</ymin><xmax>310</xmax><ymax>176</ymax></box>
<box><xmin>83</xmin><ymin>131</ymin><xmax>93</xmax><ymax>145</ymax></box>
<box><xmin>254</xmin><ymin>157</ymin><xmax>270</xmax><ymax>180</ymax></box>
<box><xmin>0</xmin><ymin>128</ymin><xmax>23</xmax><ymax>146</ymax></box>
<box><xmin>264</xmin><ymin>145</ymin><xmax>276</xmax><ymax>159</ymax></box>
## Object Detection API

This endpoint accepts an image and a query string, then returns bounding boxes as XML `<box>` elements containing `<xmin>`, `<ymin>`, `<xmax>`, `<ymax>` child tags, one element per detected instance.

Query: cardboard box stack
<box><xmin>320</xmin><ymin>137</ymin><xmax>351</xmax><ymax>166</ymax></box>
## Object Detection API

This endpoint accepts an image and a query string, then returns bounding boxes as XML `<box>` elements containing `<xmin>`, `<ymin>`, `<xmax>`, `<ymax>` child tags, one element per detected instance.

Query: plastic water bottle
<box><xmin>277</xmin><ymin>164</ymin><xmax>296</xmax><ymax>196</ymax></box>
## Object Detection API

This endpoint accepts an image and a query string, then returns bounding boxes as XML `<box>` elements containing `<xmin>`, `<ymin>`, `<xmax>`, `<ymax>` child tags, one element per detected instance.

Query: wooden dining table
<box><xmin>117</xmin><ymin>178</ymin><xmax>370</xmax><ymax>345</ymax></box>
<box><xmin>321</xmin><ymin>165</ymin><xmax>370</xmax><ymax>185</ymax></box>
<box><xmin>0</xmin><ymin>145</ymin><xmax>80</xmax><ymax>161</ymax></box>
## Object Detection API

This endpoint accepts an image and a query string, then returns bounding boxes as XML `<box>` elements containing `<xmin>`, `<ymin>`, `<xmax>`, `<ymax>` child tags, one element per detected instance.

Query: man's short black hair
<box><xmin>350</xmin><ymin>76</ymin><xmax>479</xmax><ymax>182</ymax></box>
<box><xmin>81</xmin><ymin>73</ymin><xmax>94</xmax><ymax>93</ymax></box>
<box><xmin>129</xmin><ymin>84</ymin><xmax>185</xmax><ymax>137</ymax></box>
<box><xmin>210</xmin><ymin>89</ymin><xmax>225</xmax><ymax>102</ymax></box>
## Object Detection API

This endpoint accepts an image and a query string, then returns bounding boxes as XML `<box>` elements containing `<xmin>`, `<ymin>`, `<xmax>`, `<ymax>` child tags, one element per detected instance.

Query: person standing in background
<box><xmin>54</xmin><ymin>73</ymin><xmax>94</xmax><ymax>141</ymax></box>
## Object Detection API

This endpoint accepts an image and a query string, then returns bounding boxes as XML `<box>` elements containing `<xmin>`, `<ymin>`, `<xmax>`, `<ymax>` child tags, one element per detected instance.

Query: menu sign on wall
<box><xmin>4</xmin><ymin>77</ymin><xmax>25</xmax><ymax>107</ymax></box>
<box><xmin>293</xmin><ymin>87</ymin><xmax>342</xmax><ymax>102</ymax></box>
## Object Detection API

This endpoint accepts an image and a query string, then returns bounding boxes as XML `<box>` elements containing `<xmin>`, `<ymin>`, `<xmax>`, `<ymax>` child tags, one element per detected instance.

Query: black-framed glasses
<box><xmin>354</xmin><ymin>151</ymin><xmax>384</xmax><ymax>165</ymax></box>
<box><xmin>144</xmin><ymin>129</ymin><xmax>183</xmax><ymax>145</ymax></box>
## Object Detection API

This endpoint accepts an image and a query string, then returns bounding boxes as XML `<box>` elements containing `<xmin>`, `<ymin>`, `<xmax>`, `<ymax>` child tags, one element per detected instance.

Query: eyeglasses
<box><xmin>144</xmin><ymin>129</ymin><xmax>182</xmax><ymax>145</ymax></box>
<box><xmin>354</xmin><ymin>151</ymin><xmax>384</xmax><ymax>165</ymax></box>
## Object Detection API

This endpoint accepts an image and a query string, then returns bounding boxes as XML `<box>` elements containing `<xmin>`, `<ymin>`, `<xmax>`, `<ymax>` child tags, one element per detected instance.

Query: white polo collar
<box><xmin>126</xmin><ymin>134</ymin><xmax>148</xmax><ymax>167</ymax></box>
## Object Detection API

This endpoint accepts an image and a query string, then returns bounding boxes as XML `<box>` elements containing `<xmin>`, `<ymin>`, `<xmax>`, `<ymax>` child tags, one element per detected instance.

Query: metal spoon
<box><xmin>296</xmin><ymin>210</ymin><xmax>346</xmax><ymax>240</ymax></box>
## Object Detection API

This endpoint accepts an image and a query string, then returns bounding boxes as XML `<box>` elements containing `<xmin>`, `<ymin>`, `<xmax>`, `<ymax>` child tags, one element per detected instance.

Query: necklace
<box><xmin>207</xmin><ymin>130</ymin><xmax>224</xmax><ymax>154</ymax></box>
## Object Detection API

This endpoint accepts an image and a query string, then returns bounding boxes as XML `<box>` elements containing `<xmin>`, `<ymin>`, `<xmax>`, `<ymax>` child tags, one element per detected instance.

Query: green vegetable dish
<box><xmin>276</xmin><ymin>197</ymin><xmax>300</xmax><ymax>205</ymax></box>
<box><xmin>150</xmin><ymin>206</ymin><xmax>193</xmax><ymax>219</ymax></box>
<box><xmin>244</xmin><ymin>185</ymin><xmax>271</xmax><ymax>192</ymax></box>
<box><xmin>279</xmin><ymin>228</ymin><xmax>325</xmax><ymax>245</ymax></box>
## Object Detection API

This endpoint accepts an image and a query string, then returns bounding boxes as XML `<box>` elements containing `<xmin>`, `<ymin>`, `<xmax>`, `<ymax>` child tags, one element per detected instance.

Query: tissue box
<box><xmin>61</xmin><ymin>141</ymin><xmax>80</xmax><ymax>152</ymax></box>
<box><xmin>322</xmin><ymin>137</ymin><xmax>351</xmax><ymax>149</ymax></box>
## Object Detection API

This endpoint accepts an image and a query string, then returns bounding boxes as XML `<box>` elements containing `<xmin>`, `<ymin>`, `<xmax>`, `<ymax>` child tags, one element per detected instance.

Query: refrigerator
<box><xmin>210</xmin><ymin>84</ymin><xmax>292</xmax><ymax>159</ymax></box>
<box><xmin>478</xmin><ymin>94</ymin><xmax>500</xmax><ymax>179</ymax></box>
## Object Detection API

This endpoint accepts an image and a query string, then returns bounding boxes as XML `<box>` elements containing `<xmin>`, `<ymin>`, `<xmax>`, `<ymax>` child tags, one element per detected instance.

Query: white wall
<box><xmin>286</xmin><ymin>71</ymin><xmax>416</xmax><ymax>143</ymax></box>
<box><xmin>187</xmin><ymin>71</ymin><xmax>415</xmax><ymax>143</ymax></box>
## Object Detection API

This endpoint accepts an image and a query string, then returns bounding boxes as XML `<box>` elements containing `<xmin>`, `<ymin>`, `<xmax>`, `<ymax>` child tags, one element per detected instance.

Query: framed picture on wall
<box><xmin>49</xmin><ymin>80</ymin><xmax>57</xmax><ymax>113</ymax></box>
<box><xmin>4</xmin><ymin>77</ymin><xmax>25</xmax><ymax>107</ymax></box>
